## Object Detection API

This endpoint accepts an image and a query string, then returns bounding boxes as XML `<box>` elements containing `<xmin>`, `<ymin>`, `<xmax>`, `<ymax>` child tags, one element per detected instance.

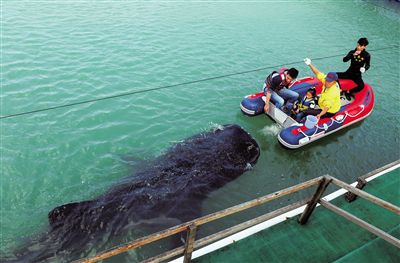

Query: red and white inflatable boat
<box><xmin>240</xmin><ymin>76</ymin><xmax>374</xmax><ymax>148</ymax></box>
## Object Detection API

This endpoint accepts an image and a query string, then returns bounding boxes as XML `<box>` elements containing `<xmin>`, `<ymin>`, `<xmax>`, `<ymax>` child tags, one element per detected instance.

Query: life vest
<box><xmin>264</xmin><ymin>68</ymin><xmax>288</xmax><ymax>92</ymax></box>
<box><xmin>295</xmin><ymin>96</ymin><xmax>316</xmax><ymax>112</ymax></box>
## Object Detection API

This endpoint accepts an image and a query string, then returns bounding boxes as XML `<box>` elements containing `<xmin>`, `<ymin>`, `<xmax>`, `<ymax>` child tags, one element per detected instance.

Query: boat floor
<box><xmin>266</xmin><ymin>93</ymin><xmax>354</xmax><ymax>128</ymax></box>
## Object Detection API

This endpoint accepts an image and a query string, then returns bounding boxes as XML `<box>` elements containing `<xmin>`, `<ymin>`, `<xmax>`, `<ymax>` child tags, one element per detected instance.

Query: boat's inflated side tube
<box><xmin>278</xmin><ymin>120</ymin><xmax>343</xmax><ymax>149</ymax></box>
<box><xmin>278</xmin><ymin>84</ymin><xmax>375</xmax><ymax>149</ymax></box>
<box><xmin>240</xmin><ymin>93</ymin><xmax>265</xmax><ymax>116</ymax></box>
<box><xmin>240</xmin><ymin>78</ymin><xmax>319</xmax><ymax>117</ymax></box>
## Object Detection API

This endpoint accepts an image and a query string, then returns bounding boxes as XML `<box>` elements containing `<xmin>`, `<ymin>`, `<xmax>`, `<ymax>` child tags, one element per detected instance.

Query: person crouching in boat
<box><xmin>303</xmin><ymin>58</ymin><xmax>341</xmax><ymax>120</ymax></box>
<box><xmin>263</xmin><ymin>68</ymin><xmax>299</xmax><ymax>113</ymax></box>
<box><xmin>291</xmin><ymin>88</ymin><xmax>317</xmax><ymax>122</ymax></box>
<box><xmin>337</xmin><ymin>37</ymin><xmax>371</xmax><ymax>100</ymax></box>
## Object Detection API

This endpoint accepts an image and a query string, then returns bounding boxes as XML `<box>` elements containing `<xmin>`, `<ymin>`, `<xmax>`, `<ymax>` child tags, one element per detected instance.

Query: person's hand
<box><xmin>304</xmin><ymin>58</ymin><xmax>311</xmax><ymax>66</ymax></box>
<box><xmin>354</xmin><ymin>50</ymin><xmax>361</xmax><ymax>56</ymax></box>
<box><xmin>316</xmin><ymin>114</ymin><xmax>321</xmax><ymax>120</ymax></box>
<box><xmin>360</xmin><ymin>67</ymin><xmax>366</xmax><ymax>73</ymax></box>
<box><xmin>264</xmin><ymin>103</ymin><xmax>270</xmax><ymax>113</ymax></box>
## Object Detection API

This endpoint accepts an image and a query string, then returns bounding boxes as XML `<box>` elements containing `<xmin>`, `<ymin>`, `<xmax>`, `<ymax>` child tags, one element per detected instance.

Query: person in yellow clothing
<box><xmin>303</xmin><ymin>58</ymin><xmax>341</xmax><ymax>120</ymax></box>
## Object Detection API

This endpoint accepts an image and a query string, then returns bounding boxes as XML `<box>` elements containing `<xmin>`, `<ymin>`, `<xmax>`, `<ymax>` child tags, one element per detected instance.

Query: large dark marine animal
<box><xmin>9</xmin><ymin>124</ymin><xmax>260</xmax><ymax>262</ymax></box>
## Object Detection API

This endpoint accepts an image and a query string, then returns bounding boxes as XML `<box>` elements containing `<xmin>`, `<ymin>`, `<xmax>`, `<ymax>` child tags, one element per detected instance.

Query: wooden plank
<box><xmin>360</xmin><ymin>159</ymin><xmax>400</xmax><ymax>180</ymax></box>
<box><xmin>299</xmin><ymin>177</ymin><xmax>332</xmax><ymax>225</ymax></box>
<box><xmin>195</xmin><ymin>199</ymin><xmax>309</xmax><ymax>249</ymax></box>
<box><xmin>141</xmin><ymin>246</ymin><xmax>185</xmax><ymax>263</ymax></box>
<box><xmin>346</xmin><ymin>160</ymin><xmax>399</xmax><ymax>202</ymax></box>
<box><xmin>194</xmin><ymin>176</ymin><xmax>323</xmax><ymax>226</ymax></box>
<box><xmin>345</xmin><ymin>177</ymin><xmax>367</xmax><ymax>202</ymax></box>
<box><xmin>75</xmin><ymin>224</ymin><xmax>188</xmax><ymax>263</ymax></box>
<box><xmin>326</xmin><ymin>176</ymin><xmax>400</xmax><ymax>215</ymax></box>
<box><xmin>320</xmin><ymin>199</ymin><xmax>400</xmax><ymax>248</ymax></box>
<box><xmin>183</xmin><ymin>224</ymin><xmax>197</xmax><ymax>263</ymax></box>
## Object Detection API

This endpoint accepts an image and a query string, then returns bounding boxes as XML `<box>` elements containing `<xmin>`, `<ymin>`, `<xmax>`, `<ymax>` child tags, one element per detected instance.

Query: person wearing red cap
<box><xmin>303</xmin><ymin>58</ymin><xmax>341</xmax><ymax>120</ymax></box>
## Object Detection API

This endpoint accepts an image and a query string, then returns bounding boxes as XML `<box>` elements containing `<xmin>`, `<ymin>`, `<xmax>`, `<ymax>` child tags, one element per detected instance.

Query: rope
<box><xmin>298</xmin><ymin>105</ymin><xmax>366</xmax><ymax>139</ymax></box>
<box><xmin>1</xmin><ymin>45</ymin><xmax>398</xmax><ymax>120</ymax></box>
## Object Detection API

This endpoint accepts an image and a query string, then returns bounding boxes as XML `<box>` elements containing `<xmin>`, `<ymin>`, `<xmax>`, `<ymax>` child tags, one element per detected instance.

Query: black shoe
<box><xmin>281</xmin><ymin>106</ymin><xmax>290</xmax><ymax>114</ymax></box>
<box><xmin>340</xmin><ymin>91</ymin><xmax>346</xmax><ymax>99</ymax></box>
<box><xmin>345</xmin><ymin>92</ymin><xmax>353</xmax><ymax>100</ymax></box>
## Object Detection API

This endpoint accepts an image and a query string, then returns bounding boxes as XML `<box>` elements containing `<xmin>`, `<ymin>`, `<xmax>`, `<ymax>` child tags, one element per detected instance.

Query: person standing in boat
<box><xmin>337</xmin><ymin>38</ymin><xmax>371</xmax><ymax>100</ymax></box>
<box><xmin>303</xmin><ymin>58</ymin><xmax>341</xmax><ymax>120</ymax></box>
<box><xmin>263</xmin><ymin>68</ymin><xmax>299</xmax><ymax>113</ymax></box>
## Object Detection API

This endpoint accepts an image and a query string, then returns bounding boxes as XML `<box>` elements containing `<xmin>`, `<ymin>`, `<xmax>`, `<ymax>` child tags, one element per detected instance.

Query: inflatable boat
<box><xmin>240</xmin><ymin>76</ymin><xmax>374</xmax><ymax>148</ymax></box>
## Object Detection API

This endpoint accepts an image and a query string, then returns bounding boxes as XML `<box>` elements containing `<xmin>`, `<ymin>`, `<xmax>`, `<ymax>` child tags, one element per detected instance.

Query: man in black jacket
<box><xmin>337</xmin><ymin>38</ymin><xmax>371</xmax><ymax>99</ymax></box>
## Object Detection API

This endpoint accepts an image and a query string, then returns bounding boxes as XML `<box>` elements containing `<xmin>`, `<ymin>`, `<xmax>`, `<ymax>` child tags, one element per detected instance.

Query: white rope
<box><xmin>297</xmin><ymin>105</ymin><xmax>365</xmax><ymax>139</ymax></box>
<box><xmin>346</xmin><ymin>104</ymin><xmax>365</xmax><ymax>118</ymax></box>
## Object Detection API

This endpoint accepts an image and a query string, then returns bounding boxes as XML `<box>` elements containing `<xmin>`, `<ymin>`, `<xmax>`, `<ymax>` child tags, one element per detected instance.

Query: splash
<box><xmin>245</xmin><ymin>163</ymin><xmax>253</xmax><ymax>170</ymax></box>
<box><xmin>208</xmin><ymin>122</ymin><xmax>225</xmax><ymax>132</ymax></box>
<box><xmin>260</xmin><ymin>124</ymin><xmax>282</xmax><ymax>136</ymax></box>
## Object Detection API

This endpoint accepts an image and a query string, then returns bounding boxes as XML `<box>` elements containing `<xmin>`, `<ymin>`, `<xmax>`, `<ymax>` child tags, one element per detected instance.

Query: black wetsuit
<box><xmin>337</xmin><ymin>49</ymin><xmax>371</xmax><ymax>94</ymax></box>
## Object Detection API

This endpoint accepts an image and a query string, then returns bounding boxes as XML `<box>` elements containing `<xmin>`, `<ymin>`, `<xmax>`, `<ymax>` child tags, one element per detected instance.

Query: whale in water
<box><xmin>9</xmin><ymin>124</ymin><xmax>260</xmax><ymax>262</ymax></box>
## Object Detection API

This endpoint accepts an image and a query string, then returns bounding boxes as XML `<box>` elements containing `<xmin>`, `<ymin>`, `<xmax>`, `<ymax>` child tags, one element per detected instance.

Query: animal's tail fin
<box><xmin>48</xmin><ymin>201</ymin><xmax>92</xmax><ymax>227</ymax></box>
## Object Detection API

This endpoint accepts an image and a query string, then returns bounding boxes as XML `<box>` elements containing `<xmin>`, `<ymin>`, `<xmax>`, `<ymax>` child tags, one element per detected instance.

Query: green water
<box><xmin>1</xmin><ymin>0</ymin><xmax>399</xmax><ymax>260</ymax></box>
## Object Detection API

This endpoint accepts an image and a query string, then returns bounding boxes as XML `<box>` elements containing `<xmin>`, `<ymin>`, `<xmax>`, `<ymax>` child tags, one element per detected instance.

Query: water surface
<box><xmin>1</xmin><ymin>0</ymin><xmax>399</xmax><ymax>261</ymax></box>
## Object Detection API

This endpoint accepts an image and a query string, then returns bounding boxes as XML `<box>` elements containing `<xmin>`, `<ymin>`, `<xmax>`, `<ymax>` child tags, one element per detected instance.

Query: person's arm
<box><xmin>316</xmin><ymin>107</ymin><xmax>329</xmax><ymax>120</ymax></box>
<box><xmin>343</xmin><ymin>50</ymin><xmax>354</xmax><ymax>62</ymax></box>
<box><xmin>304</xmin><ymin>58</ymin><xmax>321</xmax><ymax>76</ymax></box>
<box><xmin>263</xmin><ymin>75</ymin><xmax>280</xmax><ymax>113</ymax></box>
<box><xmin>364</xmin><ymin>53</ymin><xmax>371</xmax><ymax>71</ymax></box>
<box><xmin>308</xmin><ymin>63</ymin><xmax>321</xmax><ymax>76</ymax></box>
<box><xmin>264</xmin><ymin>92</ymin><xmax>272</xmax><ymax>113</ymax></box>
<box><xmin>316</xmin><ymin>98</ymin><xmax>332</xmax><ymax>119</ymax></box>
<box><xmin>269</xmin><ymin>75</ymin><xmax>281</xmax><ymax>90</ymax></box>
<box><xmin>360</xmin><ymin>53</ymin><xmax>371</xmax><ymax>73</ymax></box>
